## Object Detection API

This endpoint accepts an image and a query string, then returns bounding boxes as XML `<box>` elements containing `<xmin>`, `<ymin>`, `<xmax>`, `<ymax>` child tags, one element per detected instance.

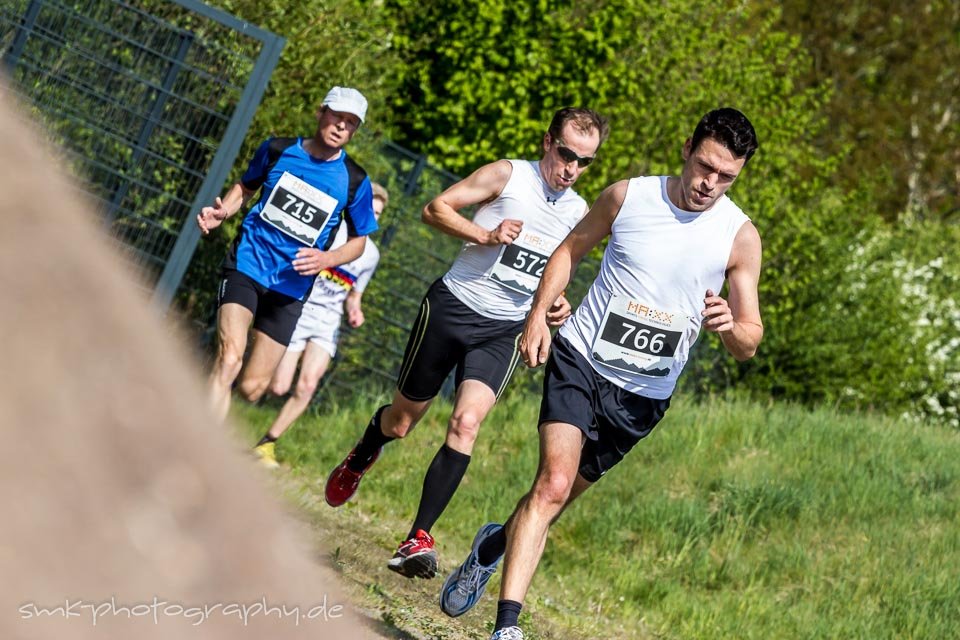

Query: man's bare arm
<box><xmin>422</xmin><ymin>160</ymin><xmax>522</xmax><ymax>245</ymax></box>
<box><xmin>702</xmin><ymin>221</ymin><xmax>763</xmax><ymax>361</ymax></box>
<box><xmin>345</xmin><ymin>289</ymin><xmax>364</xmax><ymax>328</ymax></box>
<box><xmin>520</xmin><ymin>181</ymin><xmax>628</xmax><ymax>366</ymax></box>
<box><xmin>196</xmin><ymin>182</ymin><xmax>256</xmax><ymax>235</ymax></box>
<box><xmin>293</xmin><ymin>235</ymin><xmax>367</xmax><ymax>276</ymax></box>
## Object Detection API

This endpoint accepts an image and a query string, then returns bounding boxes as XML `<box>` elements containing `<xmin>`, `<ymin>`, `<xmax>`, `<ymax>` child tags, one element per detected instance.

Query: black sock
<box><xmin>494</xmin><ymin>599</ymin><xmax>523</xmax><ymax>632</ymax></box>
<box><xmin>407</xmin><ymin>444</ymin><xmax>471</xmax><ymax>539</ymax></box>
<box><xmin>477</xmin><ymin>525</ymin><xmax>507</xmax><ymax>565</ymax></box>
<box><xmin>255</xmin><ymin>433</ymin><xmax>277</xmax><ymax>447</ymax></box>
<box><xmin>346</xmin><ymin>405</ymin><xmax>393</xmax><ymax>472</ymax></box>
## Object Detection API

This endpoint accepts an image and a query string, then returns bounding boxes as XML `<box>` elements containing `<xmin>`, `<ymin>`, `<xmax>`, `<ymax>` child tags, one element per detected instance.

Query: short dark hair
<box><xmin>547</xmin><ymin>107</ymin><xmax>610</xmax><ymax>149</ymax></box>
<box><xmin>690</xmin><ymin>108</ymin><xmax>758</xmax><ymax>163</ymax></box>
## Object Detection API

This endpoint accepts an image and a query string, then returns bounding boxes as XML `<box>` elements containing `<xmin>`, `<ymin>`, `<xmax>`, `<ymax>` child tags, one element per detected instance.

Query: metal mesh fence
<box><xmin>1</xmin><ymin>0</ymin><xmax>600</xmax><ymax>408</ymax></box>
<box><xmin>0</xmin><ymin>0</ymin><xmax>284</xmax><ymax>306</ymax></box>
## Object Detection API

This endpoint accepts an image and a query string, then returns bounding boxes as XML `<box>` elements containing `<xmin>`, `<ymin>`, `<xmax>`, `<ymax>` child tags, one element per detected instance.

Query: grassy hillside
<box><xmin>233</xmin><ymin>393</ymin><xmax>960</xmax><ymax>639</ymax></box>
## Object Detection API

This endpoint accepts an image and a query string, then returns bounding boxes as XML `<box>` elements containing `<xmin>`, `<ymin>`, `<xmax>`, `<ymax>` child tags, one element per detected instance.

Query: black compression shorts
<box><xmin>217</xmin><ymin>268</ymin><xmax>304</xmax><ymax>346</ymax></box>
<box><xmin>396</xmin><ymin>278</ymin><xmax>524</xmax><ymax>401</ymax></box>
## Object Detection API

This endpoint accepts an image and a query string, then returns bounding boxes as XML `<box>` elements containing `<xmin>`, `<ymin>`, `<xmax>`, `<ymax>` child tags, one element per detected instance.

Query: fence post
<box><xmin>150</xmin><ymin>31</ymin><xmax>286</xmax><ymax>312</ymax></box>
<box><xmin>3</xmin><ymin>0</ymin><xmax>43</xmax><ymax>73</ymax></box>
<box><xmin>403</xmin><ymin>153</ymin><xmax>427</xmax><ymax>196</ymax></box>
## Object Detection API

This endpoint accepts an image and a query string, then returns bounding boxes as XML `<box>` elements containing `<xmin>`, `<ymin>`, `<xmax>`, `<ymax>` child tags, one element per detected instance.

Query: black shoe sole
<box><xmin>388</xmin><ymin>552</ymin><xmax>438</xmax><ymax>579</ymax></box>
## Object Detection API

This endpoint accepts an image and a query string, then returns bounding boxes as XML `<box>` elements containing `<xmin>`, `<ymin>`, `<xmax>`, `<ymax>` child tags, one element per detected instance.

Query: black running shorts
<box><xmin>396</xmin><ymin>278</ymin><xmax>524</xmax><ymax>402</ymax></box>
<box><xmin>217</xmin><ymin>268</ymin><xmax>304</xmax><ymax>346</ymax></box>
<box><xmin>538</xmin><ymin>335</ymin><xmax>671</xmax><ymax>482</ymax></box>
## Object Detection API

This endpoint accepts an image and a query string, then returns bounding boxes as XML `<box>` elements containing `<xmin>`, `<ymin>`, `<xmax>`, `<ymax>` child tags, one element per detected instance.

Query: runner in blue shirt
<box><xmin>197</xmin><ymin>86</ymin><xmax>378</xmax><ymax>421</ymax></box>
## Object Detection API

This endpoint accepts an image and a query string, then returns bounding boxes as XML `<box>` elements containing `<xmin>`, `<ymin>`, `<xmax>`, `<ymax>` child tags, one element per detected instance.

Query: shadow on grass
<box><xmin>360</xmin><ymin>612</ymin><xmax>422</xmax><ymax>639</ymax></box>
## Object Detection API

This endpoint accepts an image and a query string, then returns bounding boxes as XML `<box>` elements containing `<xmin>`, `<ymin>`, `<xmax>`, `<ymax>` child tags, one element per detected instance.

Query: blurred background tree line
<box><xmin>186</xmin><ymin>0</ymin><xmax>959</xmax><ymax>428</ymax></box>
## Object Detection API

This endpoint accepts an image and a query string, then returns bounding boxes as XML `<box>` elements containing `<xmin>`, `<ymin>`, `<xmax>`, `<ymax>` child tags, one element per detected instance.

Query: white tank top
<box><xmin>443</xmin><ymin>160</ymin><xmax>588</xmax><ymax>320</ymax></box>
<box><xmin>559</xmin><ymin>175</ymin><xmax>749</xmax><ymax>399</ymax></box>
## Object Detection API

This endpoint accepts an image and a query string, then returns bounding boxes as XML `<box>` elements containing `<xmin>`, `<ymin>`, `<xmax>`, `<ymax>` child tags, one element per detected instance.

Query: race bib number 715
<box><xmin>260</xmin><ymin>172</ymin><xmax>338</xmax><ymax>246</ymax></box>
<box><xmin>591</xmin><ymin>296</ymin><xmax>688</xmax><ymax>378</ymax></box>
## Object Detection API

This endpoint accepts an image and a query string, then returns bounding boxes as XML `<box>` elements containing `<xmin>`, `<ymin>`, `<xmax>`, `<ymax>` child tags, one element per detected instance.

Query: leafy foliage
<box><xmin>176</xmin><ymin>0</ymin><xmax>959</xmax><ymax>426</ymax></box>
<box><xmin>375</xmin><ymin>0</ymin><xmax>960</xmax><ymax>426</ymax></box>
<box><xmin>382</xmin><ymin>1</ymin><xmax>830</xmax><ymax>196</ymax></box>
<box><xmin>824</xmin><ymin>221</ymin><xmax>958</xmax><ymax>426</ymax></box>
<box><xmin>765</xmin><ymin>0</ymin><xmax>960</xmax><ymax>222</ymax></box>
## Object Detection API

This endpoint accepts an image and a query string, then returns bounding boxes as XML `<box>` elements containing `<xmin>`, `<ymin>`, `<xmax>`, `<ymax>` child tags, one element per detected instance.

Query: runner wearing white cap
<box><xmin>252</xmin><ymin>183</ymin><xmax>388</xmax><ymax>468</ymax></box>
<box><xmin>321</xmin><ymin>86</ymin><xmax>369</xmax><ymax>122</ymax></box>
<box><xmin>197</xmin><ymin>86</ymin><xmax>378</xmax><ymax>421</ymax></box>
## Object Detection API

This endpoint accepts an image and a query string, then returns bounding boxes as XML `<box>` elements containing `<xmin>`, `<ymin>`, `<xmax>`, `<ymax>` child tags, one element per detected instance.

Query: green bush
<box><xmin>832</xmin><ymin>220</ymin><xmax>959</xmax><ymax>428</ymax></box>
<box><xmin>692</xmin><ymin>214</ymin><xmax>960</xmax><ymax>429</ymax></box>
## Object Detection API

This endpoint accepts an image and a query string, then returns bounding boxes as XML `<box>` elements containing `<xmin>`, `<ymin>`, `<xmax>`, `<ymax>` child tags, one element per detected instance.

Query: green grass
<box><xmin>234</xmin><ymin>392</ymin><xmax>960</xmax><ymax>639</ymax></box>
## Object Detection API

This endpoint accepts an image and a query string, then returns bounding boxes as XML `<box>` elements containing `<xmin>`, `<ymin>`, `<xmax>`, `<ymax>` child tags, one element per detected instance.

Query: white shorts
<box><xmin>286</xmin><ymin>304</ymin><xmax>342</xmax><ymax>357</ymax></box>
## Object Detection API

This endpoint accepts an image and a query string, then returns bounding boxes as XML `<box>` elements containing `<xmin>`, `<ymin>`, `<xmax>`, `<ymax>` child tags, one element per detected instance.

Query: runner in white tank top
<box><xmin>443</xmin><ymin>159</ymin><xmax>588</xmax><ymax>320</ymax></box>
<box><xmin>324</xmin><ymin>109</ymin><xmax>611</xmax><ymax>582</ymax></box>
<box><xmin>440</xmin><ymin>109</ymin><xmax>765</xmax><ymax>639</ymax></box>
<box><xmin>558</xmin><ymin>174</ymin><xmax>750</xmax><ymax>398</ymax></box>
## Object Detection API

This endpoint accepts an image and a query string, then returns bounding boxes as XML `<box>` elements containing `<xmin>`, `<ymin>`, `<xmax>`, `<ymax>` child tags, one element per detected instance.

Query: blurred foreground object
<box><xmin>0</xmin><ymin>85</ymin><xmax>372</xmax><ymax>639</ymax></box>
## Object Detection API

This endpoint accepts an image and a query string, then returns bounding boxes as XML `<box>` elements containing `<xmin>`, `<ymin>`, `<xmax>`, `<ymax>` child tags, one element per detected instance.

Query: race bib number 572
<box><xmin>487</xmin><ymin>234</ymin><xmax>556</xmax><ymax>295</ymax></box>
<box><xmin>260</xmin><ymin>172</ymin><xmax>338</xmax><ymax>246</ymax></box>
<box><xmin>591</xmin><ymin>296</ymin><xmax>688</xmax><ymax>378</ymax></box>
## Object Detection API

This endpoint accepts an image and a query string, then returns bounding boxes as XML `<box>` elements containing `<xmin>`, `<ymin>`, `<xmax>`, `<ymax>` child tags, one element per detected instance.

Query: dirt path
<box><xmin>278</xmin><ymin>474</ymin><xmax>486</xmax><ymax>640</ymax></box>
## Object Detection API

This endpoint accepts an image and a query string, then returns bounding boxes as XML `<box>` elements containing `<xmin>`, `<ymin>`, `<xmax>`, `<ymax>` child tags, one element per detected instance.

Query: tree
<box><xmin>382</xmin><ymin>0</ymin><xmax>843</xmax><ymax>378</ymax></box>
<box><xmin>767</xmin><ymin>0</ymin><xmax>960</xmax><ymax>222</ymax></box>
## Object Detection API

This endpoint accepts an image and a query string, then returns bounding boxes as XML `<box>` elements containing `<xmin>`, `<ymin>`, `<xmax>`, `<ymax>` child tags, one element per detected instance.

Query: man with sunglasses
<box><xmin>440</xmin><ymin>108</ymin><xmax>762</xmax><ymax>640</ymax></box>
<box><xmin>324</xmin><ymin>107</ymin><xmax>610</xmax><ymax>581</ymax></box>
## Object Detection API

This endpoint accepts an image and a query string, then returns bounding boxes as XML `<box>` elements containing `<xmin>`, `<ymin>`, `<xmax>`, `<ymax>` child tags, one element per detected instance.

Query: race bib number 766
<box><xmin>591</xmin><ymin>295</ymin><xmax>688</xmax><ymax>378</ymax></box>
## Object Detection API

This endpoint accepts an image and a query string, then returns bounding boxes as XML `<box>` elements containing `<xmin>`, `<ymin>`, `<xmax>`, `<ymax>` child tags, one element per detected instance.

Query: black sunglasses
<box><xmin>554</xmin><ymin>140</ymin><xmax>595</xmax><ymax>168</ymax></box>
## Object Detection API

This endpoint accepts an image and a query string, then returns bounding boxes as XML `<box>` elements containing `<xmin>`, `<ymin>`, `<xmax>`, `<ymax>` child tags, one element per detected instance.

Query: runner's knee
<box><xmin>270</xmin><ymin>378</ymin><xmax>292</xmax><ymax>396</ymax></box>
<box><xmin>531</xmin><ymin>468</ymin><xmax>575</xmax><ymax>509</ymax></box>
<box><xmin>448</xmin><ymin>408</ymin><xmax>483</xmax><ymax>444</ymax></box>
<box><xmin>293</xmin><ymin>376</ymin><xmax>319</xmax><ymax>400</ymax></box>
<box><xmin>238</xmin><ymin>376</ymin><xmax>269</xmax><ymax>402</ymax></box>
<box><xmin>215</xmin><ymin>347</ymin><xmax>244</xmax><ymax>383</ymax></box>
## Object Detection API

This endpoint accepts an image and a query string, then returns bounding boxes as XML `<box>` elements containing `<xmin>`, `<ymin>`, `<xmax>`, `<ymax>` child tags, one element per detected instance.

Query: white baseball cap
<box><xmin>322</xmin><ymin>86</ymin><xmax>368</xmax><ymax>123</ymax></box>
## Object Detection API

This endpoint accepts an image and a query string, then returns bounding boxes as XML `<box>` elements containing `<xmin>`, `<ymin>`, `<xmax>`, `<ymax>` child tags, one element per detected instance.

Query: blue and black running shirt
<box><xmin>226</xmin><ymin>137</ymin><xmax>378</xmax><ymax>300</ymax></box>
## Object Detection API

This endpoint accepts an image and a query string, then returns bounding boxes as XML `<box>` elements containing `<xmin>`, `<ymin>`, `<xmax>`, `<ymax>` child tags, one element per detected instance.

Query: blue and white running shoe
<box><xmin>439</xmin><ymin>522</ymin><xmax>504</xmax><ymax>617</ymax></box>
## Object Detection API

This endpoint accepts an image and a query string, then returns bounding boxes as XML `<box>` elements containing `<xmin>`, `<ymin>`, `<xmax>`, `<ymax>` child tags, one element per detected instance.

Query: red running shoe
<box><xmin>324</xmin><ymin>444</ymin><xmax>380</xmax><ymax>507</ymax></box>
<box><xmin>387</xmin><ymin>529</ymin><xmax>439</xmax><ymax>578</ymax></box>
